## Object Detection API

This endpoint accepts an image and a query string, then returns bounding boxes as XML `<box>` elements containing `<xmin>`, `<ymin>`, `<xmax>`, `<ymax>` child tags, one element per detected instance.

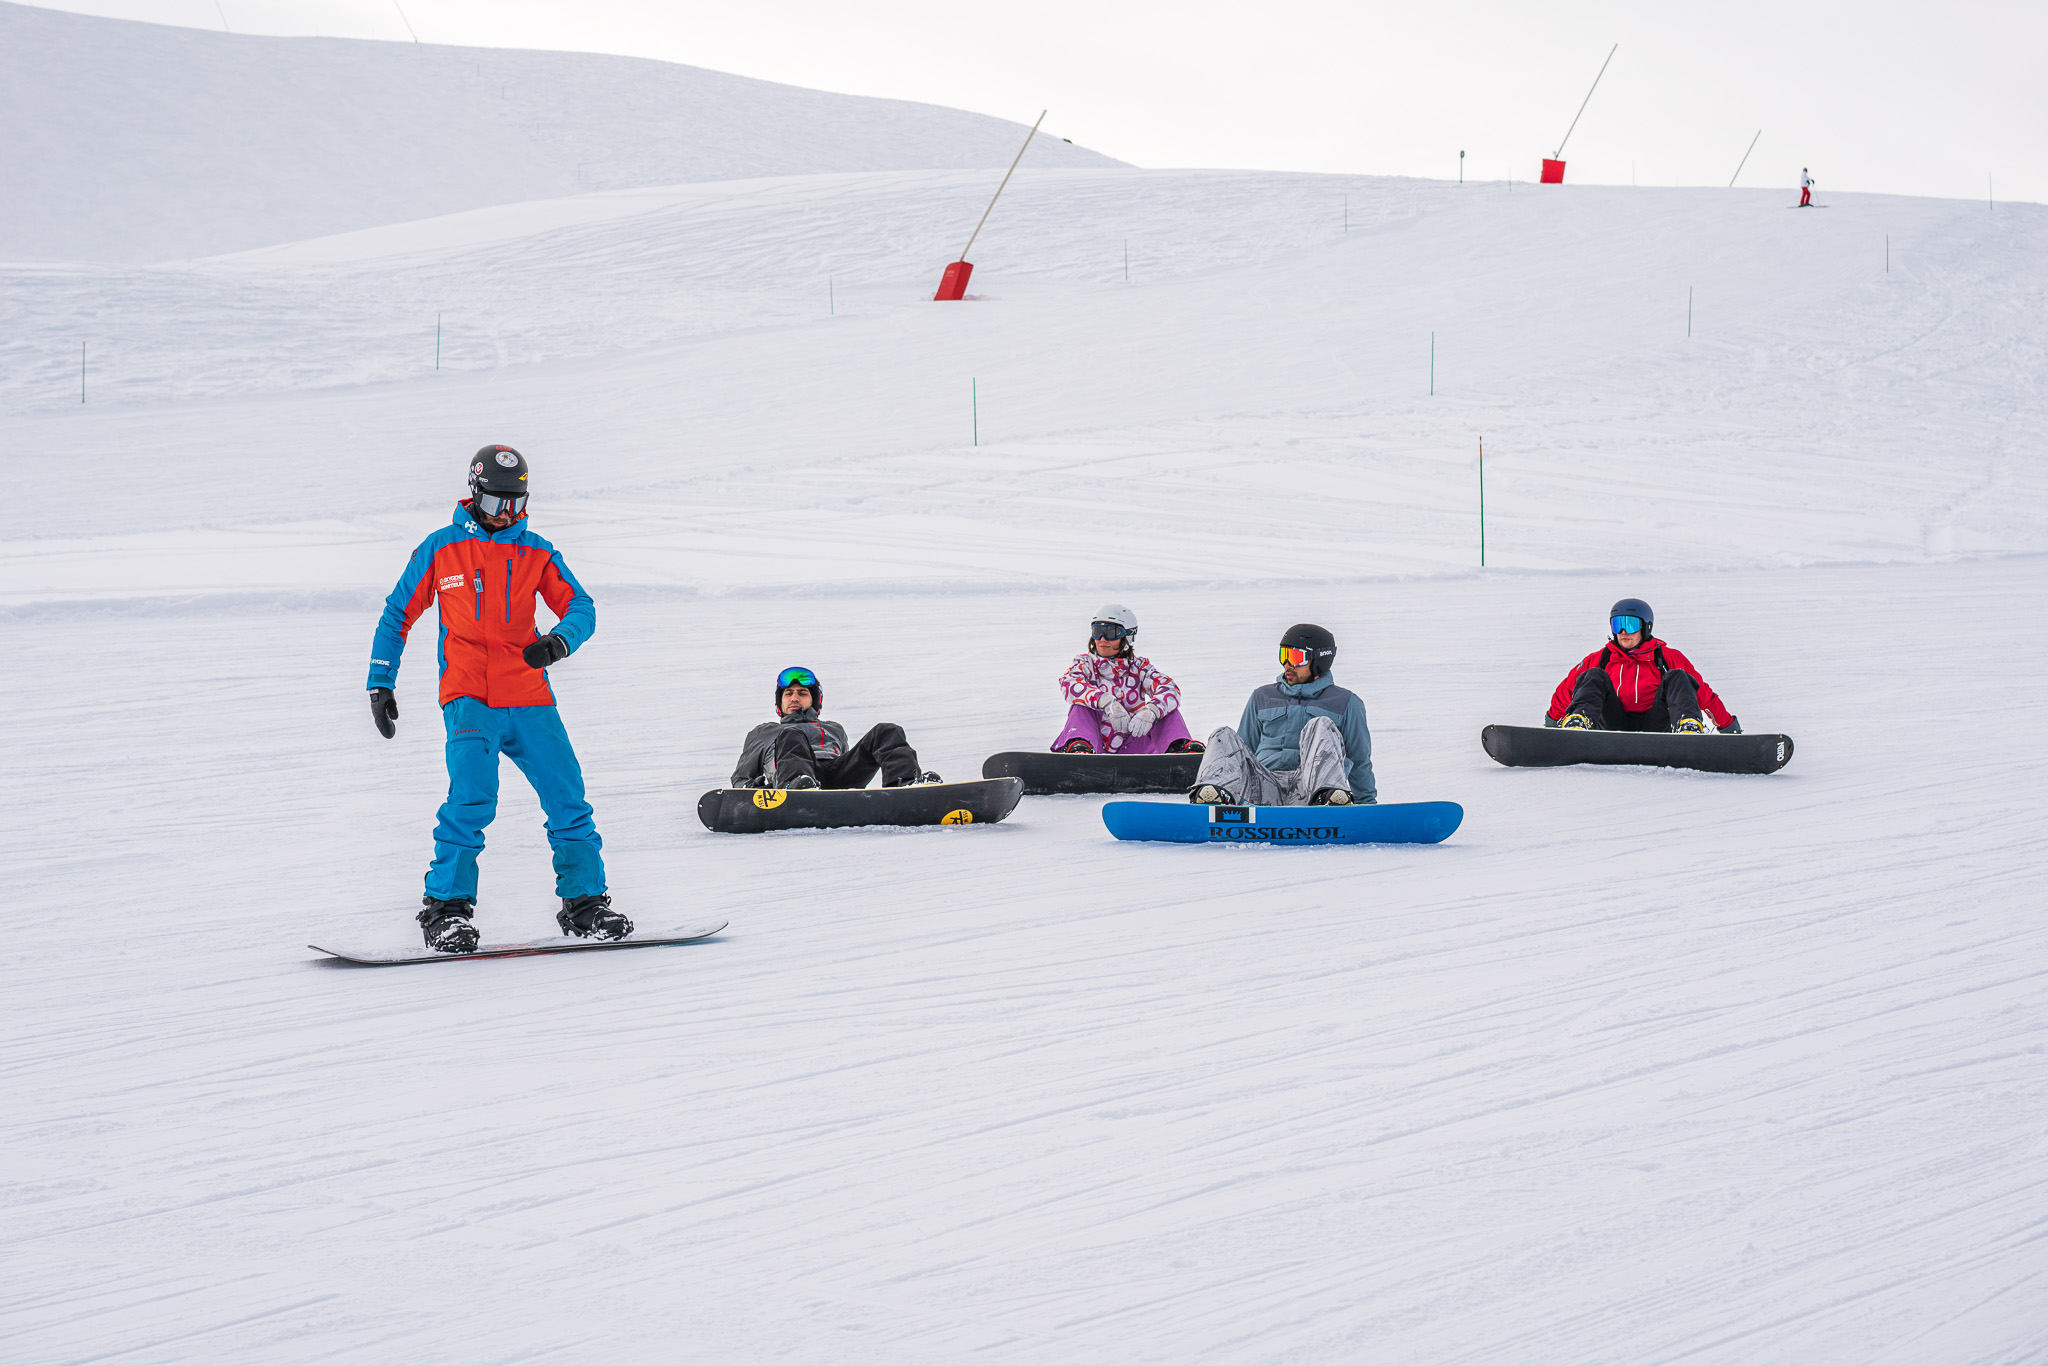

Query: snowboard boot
<box><xmin>1060</xmin><ymin>738</ymin><xmax>1095</xmax><ymax>753</ymax></box>
<box><xmin>1559</xmin><ymin>713</ymin><xmax>1594</xmax><ymax>730</ymax></box>
<box><xmin>418</xmin><ymin>897</ymin><xmax>479</xmax><ymax>954</ymax></box>
<box><xmin>1188</xmin><ymin>782</ymin><xmax>1235</xmax><ymax>805</ymax></box>
<box><xmin>918</xmin><ymin>770</ymin><xmax>943</xmax><ymax>785</ymax></box>
<box><xmin>1673</xmin><ymin>716</ymin><xmax>1706</xmax><ymax>734</ymax></box>
<box><xmin>1165</xmin><ymin>738</ymin><xmax>1206</xmax><ymax>753</ymax></box>
<box><xmin>1309</xmin><ymin>787</ymin><xmax>1353</xmax><ymax>806</ymax></box>
<box><xmin>557</xmin><ymin>893</ymin><xmax>633</xmax><ymax>941</ymax></box>
<box><xmin>783</xmin><ymin>773</ymin><xmax>821</xmax><ymax>789</ymax></box>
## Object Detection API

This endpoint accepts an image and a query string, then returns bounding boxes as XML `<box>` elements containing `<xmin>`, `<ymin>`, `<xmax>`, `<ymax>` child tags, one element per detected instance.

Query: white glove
<box><xmin>1102</xmin><ymin>697</ymin><xmax>1133</xmax><ymax>734</ymax></box>
<box><xmin>1128</xmin><ymin>703</ymin><xmax>1161</xmax><ymax>738</ymax></box>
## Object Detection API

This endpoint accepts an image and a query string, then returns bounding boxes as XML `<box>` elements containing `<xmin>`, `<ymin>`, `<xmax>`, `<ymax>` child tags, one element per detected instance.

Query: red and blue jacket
<box><xmin>1546</xmin><ymin>636</ymin><xmax>1734</xmax><ymax>728</ymax></box>
<box><xmin>367</xmin><ymin>502</ymin><xmax>595</xmax><ymax>708</ymax></box>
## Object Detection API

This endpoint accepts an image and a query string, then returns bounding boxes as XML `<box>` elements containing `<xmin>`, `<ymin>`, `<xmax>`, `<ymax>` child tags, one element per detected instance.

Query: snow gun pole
<box><xmin>960</xmin><ymin>111</ymin><xmax>1045</xmax><ymax>263</ymax></box>
<box><xmin>1729</xmin><ymin>130</ymin><xmax>1762</xmax><ymax>187</ymax></box>
<box><xmin>1554</xmin><ymin>43</ymin><xmax>1617</xmax><ymax>159</ymax></box>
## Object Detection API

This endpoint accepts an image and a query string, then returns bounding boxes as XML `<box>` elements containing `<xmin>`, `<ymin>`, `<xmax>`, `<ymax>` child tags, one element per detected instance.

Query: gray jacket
<box><xmin>731</xmin><ymin>709</ymin><xmax>848</xmax><ymax>787</ymax></box>
<box><xmin>1236</xmin><ymin>673</ymin><xmax>1377</xmax><ymax>800</ymax></box>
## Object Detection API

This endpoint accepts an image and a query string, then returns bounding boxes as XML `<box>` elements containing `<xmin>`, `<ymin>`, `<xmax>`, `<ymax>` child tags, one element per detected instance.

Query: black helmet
<box><xmin>1279</xmin><ymin>623</ymin><xmax>1336</xmax><ymax>680</ymax></box>
<box><xmin>775</xmin><ymin>665</ymin><xmax>822</xmax><ymax>714</ymax></box>
<box><xmin>469</xmin><ymin>444</ymin><xmax>529</xmax><ymax>520</ymax></box>
<box><xmin>1608</xmin><ymin>597</ymin><xmax>1654</xmax><ymax>640</ymax></box>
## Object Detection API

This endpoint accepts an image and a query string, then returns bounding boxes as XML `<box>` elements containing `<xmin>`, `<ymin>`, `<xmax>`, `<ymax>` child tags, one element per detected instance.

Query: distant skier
<box><xmin>1799</xmin><ymin>168</ymin><xmax>1814</xmax><ymax>207</ymax></box>
<box><xmin>1188</xmin><ymin>624</ymin><xmax>1376</xmax><ymax>806</ymax></box>
<box><xmin>367</xmin><ymin>445</ymin><xmax>628</xmax><ymax>954</ymax></box>
<box><xmin>1547</xmin><ymin>598</ymin><xmax>1740</xmax><ymax>734</ymax></box>
<box><xmin>733</xmin><ymin>666</ymin><xmax>941</xmax><ymax>790</ymax></box>
<box><xmin>1052</xmin><ymin>604</ymin><xmax>1202</xmax><ymax>755</ymax></box>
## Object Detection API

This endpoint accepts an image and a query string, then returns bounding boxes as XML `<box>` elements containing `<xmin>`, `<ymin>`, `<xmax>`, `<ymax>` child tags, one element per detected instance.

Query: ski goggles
<box><xmin>1090</xmin><ymin>621</ymin><xmax>1131</xmax><ymax>640</ymax></box>
<box><xmin>1609</xmin><ymin>615</ymin><xmax>1645</xmax><ymax>636</ymax></box>
<box><xmin>776</xmin><ymin>667</ymin><xmax>818</xmax><ymax>689</ymax></box>
<box><xmin>473</xmin><ymin>489</ymin><xmax>528</xmax><ymax>519</ymax></box>
<box><xmin>1279</xmin><ymin>646</ymin><xmax>1313</xmax><ymax>667</ymax></box>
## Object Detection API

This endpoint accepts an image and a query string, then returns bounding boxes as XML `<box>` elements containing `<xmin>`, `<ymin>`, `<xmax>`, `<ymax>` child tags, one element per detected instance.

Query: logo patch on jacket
<box><xmin>438</xmin><ymin>573</ymin><xmax>466</xmax><ymax>592</ymax></box>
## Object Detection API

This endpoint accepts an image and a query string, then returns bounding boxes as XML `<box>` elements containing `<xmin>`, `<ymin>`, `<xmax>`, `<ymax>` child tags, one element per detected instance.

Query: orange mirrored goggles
<box><xmin>1279</xmin><ymin>646</ymin><xmax>1312</xmax><ymax>667</ymax></box>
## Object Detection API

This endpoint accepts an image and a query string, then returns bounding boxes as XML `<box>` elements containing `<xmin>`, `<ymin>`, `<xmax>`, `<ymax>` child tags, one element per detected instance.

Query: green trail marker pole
<box><xmin>435</xmin><ymin>314</ymin><xmax>441</xmax><ymax>370</ymax></box>
<box><xmin>1479</xmin><ymin>438</ymin><xmax>1486</xmax><ymax>567</ymax></box>
<box><xmin>972</xmin><ymin>379</ymin><xmax>978</xmax><ymax>447</ymax></box>
<box><xmin>1429</xmin><ymin>332</ymin><xmax>1435</xmax><ymax>395</ymax></box>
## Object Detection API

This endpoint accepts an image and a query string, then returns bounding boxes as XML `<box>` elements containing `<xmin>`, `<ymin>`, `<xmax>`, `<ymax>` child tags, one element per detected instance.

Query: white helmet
<box><xmin>1089</xmin><ymin>603</ymin><xmax>1138</xmax><ymax>650</ymax></box>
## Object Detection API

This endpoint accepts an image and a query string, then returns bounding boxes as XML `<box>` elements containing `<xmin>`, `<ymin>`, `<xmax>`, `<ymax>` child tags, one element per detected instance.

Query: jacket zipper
<box><xmin>504</xmin><ymin>557</ymin><xmax>513</xmax><ymax>623</ymax></box>
<box><xmin>472</xmin><ymin>569</ymin><xmax>482</xmax><ymax>620</ymax></box>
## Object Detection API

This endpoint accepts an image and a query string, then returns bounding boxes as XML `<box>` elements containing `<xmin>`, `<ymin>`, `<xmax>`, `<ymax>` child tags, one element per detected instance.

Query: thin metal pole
<box><xmin>1460</xmin><ymin>150</ymin><xmax>1465</xmax><ymax>183</ymax></box>
<box><xmin>436</xmin><ymin>314</ymin><xmax>441</xmax><ymax>369</ymax></box>
<box><xmin>1729</xmin><ymin>130</ymin><xmax>1761</xmax><ymax>187</ymax></box>
<box><xmin>1429</xmin><ymin>333</ymin><xmax>1435</xmax><ymax>396</ymax></box>
<box><xmin>972</xmin><ymin>379</ymin><xmax>979</xmax><ymax>446</ymax></box>
<box><xmin>80</xmin><ymin>342</ymin><xmax>86</xmax><ymax>403</ymax></box>
<box><xmin>1555</xmin><ymin>44</ymin><xmax>1617</xmax><ymax>159</ymax></box>
<box><xmin>1124</xmin><ymin>240</ymin><xmax>1128</xmax><ymax>281</ymax></box>
<box><xmin>1479</xmin><ymin>439</ymin><xmax>1486</xmax><ymax>567</ymax></box>
<box><xmin>1688</xmin><ymin>287</ymin><xmax>1693</xmax><ymax>337</ymax></box>
<box><xmin>1344</xmin><ymin>194</ymin><xmax>1348</xmax><ymax>232</ymax></box>
<box><xmin>391</xmin><ymin>0</ymin><xmax>418</xmax><ymax>42</ymax></box>
<box><xmin>1885</xmin><ymin>235</ymin><xmax>1889</xmax><ymax>272</ymax></box>
<box><xmin>214</xmin><ymin>0</ymin><xmax>231</xmax><ymax>31</ymax></box>
<box><xmin>829</xmin><ymin>277</ymin><xmax>834</xmax><ymax>315</ymax></box>
<box><xmin>959</xmin><ymin>111</ymin><xmax>1045</xmax><ymax>262</ymax></box>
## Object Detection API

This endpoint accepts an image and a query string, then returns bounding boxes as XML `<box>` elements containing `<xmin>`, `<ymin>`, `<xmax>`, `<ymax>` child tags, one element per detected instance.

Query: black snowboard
<box><xmin>982</xmin><ymin>750</ymin><xmax>1204</xmax><ymax>795</ymax></box>
<box><xmin>311</xmin><ymin>921</ymin><xmax>728</xmax><ymax>967</ymax></box>
<box><xmin>697</xmin><ymin>778</ymin><xmax>1024</xmax><ymax>833</ymax></box>
<box><xmin>1481</xmin><ymin>724</ymin><xmax>1793</xmax><ymax>774</ymax></box>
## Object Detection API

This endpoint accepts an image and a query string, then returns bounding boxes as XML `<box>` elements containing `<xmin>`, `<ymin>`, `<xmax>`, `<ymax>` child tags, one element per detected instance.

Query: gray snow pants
<box><xmin>1194</xmin><ymin>715</ymin><xmax>1351</xmax><ymax>805</ymax></box>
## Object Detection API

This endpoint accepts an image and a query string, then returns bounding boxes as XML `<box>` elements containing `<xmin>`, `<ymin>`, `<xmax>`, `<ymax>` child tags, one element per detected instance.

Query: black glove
<box><xmin>370</xmin><ymin>687</ymin><xmax>398</xmax><ymax>739</ymax></box>
<box><xmin>1721</xmin><ymin>716</ymin><xmax>1742</xmax><ymax>735</ymax></box>
<box><xmin>522</xmin><ymin>633</ymin><xmax>570</xmax><ymax>670</ymax></box>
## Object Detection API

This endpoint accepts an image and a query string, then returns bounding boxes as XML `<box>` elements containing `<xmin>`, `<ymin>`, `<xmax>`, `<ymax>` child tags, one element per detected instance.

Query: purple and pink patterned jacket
<box><xmin>1058</xmin><ymin>653</ymin><xmax>1183</xmax><ymax>716</ymax></box>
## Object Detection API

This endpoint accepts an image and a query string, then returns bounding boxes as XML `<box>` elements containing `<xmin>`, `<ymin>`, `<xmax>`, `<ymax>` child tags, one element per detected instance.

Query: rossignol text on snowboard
<box><xmin>1102</xmin><ymin>800</ymin><xmax>1463</xmax><ymax>846</ymax></box>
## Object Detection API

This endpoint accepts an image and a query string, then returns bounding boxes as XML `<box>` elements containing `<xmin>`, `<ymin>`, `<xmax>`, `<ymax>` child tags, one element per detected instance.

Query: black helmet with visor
<box><xmin>470</xmin><ymin>445</ymin><xmax>530</xmax><ymax>522</ymax></box>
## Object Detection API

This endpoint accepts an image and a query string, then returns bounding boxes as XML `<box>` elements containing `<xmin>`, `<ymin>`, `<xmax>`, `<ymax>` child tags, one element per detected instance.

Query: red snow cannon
<box><xmin>1541</xmin><ymin>159</ymin><xmax>1566</xmax><ymax>184</ymax></box>
<box><xmin>934</xmin><ymin>260</ymin><xmax>974</xmax><ymax>301</ymax></box>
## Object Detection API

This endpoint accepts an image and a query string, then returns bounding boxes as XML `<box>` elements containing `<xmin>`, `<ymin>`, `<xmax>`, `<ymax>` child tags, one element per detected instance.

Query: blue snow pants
<box><xmin>427</xmin><ymin>698</ymin><xmax>606</xmax><ymax>902</ymax></box>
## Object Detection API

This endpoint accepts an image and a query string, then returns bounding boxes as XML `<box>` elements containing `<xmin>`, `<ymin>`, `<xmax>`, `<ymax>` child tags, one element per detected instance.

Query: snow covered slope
<box><xmin>3</xmin><ymin>162</ymin><xmax>2045</xmax><ymax>1363</ymax></box>
<box><xmin>0</xmin><ymin>0</ymin><xmax>1116</xmax><ymax>263</ymax></box>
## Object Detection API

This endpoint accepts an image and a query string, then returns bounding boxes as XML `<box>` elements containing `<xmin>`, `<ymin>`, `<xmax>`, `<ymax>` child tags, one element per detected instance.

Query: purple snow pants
<box><xmin>1050</xmin><ymin>702</ymin><xmax>1195</xmax><ymax>755</ymax></box>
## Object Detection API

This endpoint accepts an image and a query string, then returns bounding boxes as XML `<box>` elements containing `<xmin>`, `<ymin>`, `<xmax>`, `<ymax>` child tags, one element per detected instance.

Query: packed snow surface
<box><xmin>0</xmin><ymin>0</ymin><xmax>1115</xmax><ymax>264</ymax></box>
<box><xmin>4</xmin><ymin>156</ymin><xmax>2046</xmax><ymax>1360</ymax></box>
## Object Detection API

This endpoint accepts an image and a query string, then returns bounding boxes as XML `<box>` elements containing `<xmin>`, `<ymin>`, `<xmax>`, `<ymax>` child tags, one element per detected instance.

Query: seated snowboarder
<box><xmin>1188</xmin><ymin>624</ymin><xmax>1376</xmax><ymax>806</ymax></box>
<box><xmin>732</xmin><ymin>666</ymin><xmax>940</xmax><ymax>790</ymax></box>
<box><xmin>1548</xmin><ymin>598</ymin><xmax>1740</xmax><ymax>734</ymax></box>
<box><xmin>1053</xmin><ymin>603</ymin><xmax>1203</xmax><ymax>755</ymax></box>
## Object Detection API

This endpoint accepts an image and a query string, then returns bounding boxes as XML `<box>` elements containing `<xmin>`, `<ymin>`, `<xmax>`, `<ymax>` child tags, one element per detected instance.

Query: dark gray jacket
<box><xmin>731</xmin><ymin>709</ymin><xmax>848</xmax><ymax>787</ymax></box>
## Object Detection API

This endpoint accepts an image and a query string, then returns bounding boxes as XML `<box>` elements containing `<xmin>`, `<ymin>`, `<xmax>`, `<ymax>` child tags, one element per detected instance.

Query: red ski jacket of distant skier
<box><xmin>367</xmin><ymin>502</ymin><xmax>595</xmax><ymax>708</ymax></box>
<box><xmin>1546</xmin><ymin>637</ymin><xmax>1734</xmax><ymax>728</ymax></box>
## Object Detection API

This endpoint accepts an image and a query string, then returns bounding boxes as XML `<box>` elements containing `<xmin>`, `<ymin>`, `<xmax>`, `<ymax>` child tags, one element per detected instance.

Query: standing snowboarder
<box><xmin>1547</xmin><ymin>598</ymin><xmax>1740</xmax><ymax>734</ymax></box>
<box><xmin>367</xmin><ymin>445</ymin><xmax>628</xmax><ymax>954</ymax></box>
<box><xmin>1799</xmin><ymin>168</ymin><xmax>1814</xmax><ymax>207</ymax></box>
<box><xmin>1052</xmin><ymin>604</ymin><xmax>1201</xmax><ymax>755</ymax></box>
<box><xmin>1189</xmin><ymin>623</ymin><xmax>1376</xmax><ymax>806</ymax></box>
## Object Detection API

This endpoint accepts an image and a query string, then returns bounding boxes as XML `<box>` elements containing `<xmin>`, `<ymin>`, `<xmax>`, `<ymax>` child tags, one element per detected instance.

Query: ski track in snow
<box><xmin>3</xmin><ymin>165</ymin><xmax>2046</xmax><ymax>1363</ymax></box>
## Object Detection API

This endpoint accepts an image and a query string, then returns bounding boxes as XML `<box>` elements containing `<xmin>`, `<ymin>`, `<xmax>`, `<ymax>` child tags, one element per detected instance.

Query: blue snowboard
<box><xmin>1102</xmin><ymin>800</ymin><xmax>1463</xmax><ymax>845</ymax></box>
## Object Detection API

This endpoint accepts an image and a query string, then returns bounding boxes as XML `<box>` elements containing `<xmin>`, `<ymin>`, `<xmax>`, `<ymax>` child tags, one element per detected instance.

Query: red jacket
<box><xmin>1547</xmin><ymin>637</ymin><xmax>1733</xmax><ymax>727</ymax></box>
<box><xmin>367</xmin><ymin>503</ymin><xmax>596</xmax><ymax>708</ymax></box>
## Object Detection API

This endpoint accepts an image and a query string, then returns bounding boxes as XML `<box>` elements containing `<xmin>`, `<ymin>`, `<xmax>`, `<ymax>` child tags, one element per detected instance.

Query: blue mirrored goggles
<box><xmin>777</xmin><ymin>667</ymin><xmax>818</xmax><ymax>689</ymax></box>
<box><xmin>473</xmin><ymin>489</ymin><xmax>527</xmax><ymax>519</ymax></box>
<box><xmin>1090</xmin><ymin>621</ymin><xmax>1131</xmax><ymax>640</ymax></box>
<box><xmin>1610</xmin><ymin>615</ymin><xmax>1645</xmax><ymax>636</ymax></box>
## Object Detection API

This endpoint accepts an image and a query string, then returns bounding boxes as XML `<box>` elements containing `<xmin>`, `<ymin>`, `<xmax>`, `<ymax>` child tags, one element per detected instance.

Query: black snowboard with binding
<box><xmin>698</xmin><ymin>778</ymin><xmax>1024</xmax><ymax>833</ymax></box>
<box><xmin>982</xmin><ymin>750</ymin><xmax>1203</xmax><ymax>795</ymax></box>
<box><xmin>1482</xmin><ymin>724</ymin><xmax>1793</xmax><ymax>774</ymax></box>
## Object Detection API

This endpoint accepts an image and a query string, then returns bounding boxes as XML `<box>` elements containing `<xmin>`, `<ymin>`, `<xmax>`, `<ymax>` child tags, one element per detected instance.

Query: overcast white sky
<box><xmin>27</xmin><ymin>0</ymin><xmax>2047</xmax><ymax>203</ymax></box>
